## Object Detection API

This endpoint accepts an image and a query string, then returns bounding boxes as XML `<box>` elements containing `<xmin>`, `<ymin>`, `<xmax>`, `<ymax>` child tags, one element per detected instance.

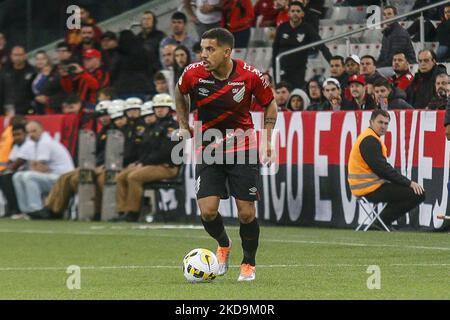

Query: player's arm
<box><xmin>175</xmin><ymin>85</ymin><xmax>192</xmax><ymax>135</ymax></box>
<box><xmin>261</xmin><ymin>99</ymin><xmax>278</xmax><ymax>165</ymax></box>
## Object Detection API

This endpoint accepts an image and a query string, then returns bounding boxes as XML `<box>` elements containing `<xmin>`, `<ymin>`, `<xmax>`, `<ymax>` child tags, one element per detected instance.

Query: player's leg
<box><xmin>196</xmin><ymin>163</ymin><xmax>231</xmax><ymax>275</ymax></box>
<box><xmin>235</xmin><ymin>199</ymin><xmax>258</xmax><ymax>281</ymax></box>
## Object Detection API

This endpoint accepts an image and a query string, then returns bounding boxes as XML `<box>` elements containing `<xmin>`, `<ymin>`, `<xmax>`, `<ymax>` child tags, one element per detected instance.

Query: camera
<box><xmin>61</xmin><ymin>59</ymin><xmax>79</xmax><ymax>75</ymax></box>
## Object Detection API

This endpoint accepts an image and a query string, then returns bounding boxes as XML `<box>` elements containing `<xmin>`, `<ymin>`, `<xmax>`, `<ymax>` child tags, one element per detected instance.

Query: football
<box><xmin>182</xmin><ymin>248</ymin><xmax>219</xmax><ymax>283</ymax></box>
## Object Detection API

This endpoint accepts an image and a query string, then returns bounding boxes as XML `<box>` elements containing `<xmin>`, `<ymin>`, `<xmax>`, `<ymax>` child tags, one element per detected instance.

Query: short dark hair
<box><xmin>370</xmin><ymin>109</ymin><xmax>390</xmax><ymax>121</ymax></box>
<box><xmin>373</xmin><ymin>78</ymin><xmax>392</xmax><ymax>90</ymax></box>
<box><xmin>392</xmin><ymin>50</ymin><xmax>409</xmax><ymax>62</ymax></box>
<box><xmin>97</xmin><ymin>87</ymin><xmax>116</xmax><ymax>100</ymax></box>
<box><xmin>275</xmin><ymin>81</ymin><xmax>292</xmax><ymax>91</ymax></box>
<box><xmin>56</xmin><ymin>41</ymin><xmax>69</xmax><ymax>50</ymax></box>
<box><xmin>361</xmin><ymin>55</ymin><xmax>376</xmax><ymax>64</ymax></box>
<box><xmin>201</xmin><ymin>28</ymin><xmax>235</xmax><ymax>49</ymax></box>
<box><xmin>330</xmin><ymin>55</ymin><xmax>345</xmax><ymax>65</ymax></box>
<box><xmin>12</xmin><ymin>124</ymin><xmax>26</xmax><ymax>133</ymax></box>
<box><xmin>171</xmin><ymin>11</ymin><xmax>187</xmax><ymax>23</ymax></box>
<box><xmin>143</xmin><ymin>10</ymin><xmax>158</xmax><ymax>27</ymax></box>
<box><xmin>384</xmin><ymin>5</ymin><xmax>398</xmax><ymax>15</ymax></box>
<box><xmin>153</xmin><ymin>71</ymin><xmax>167</xmax><ymax>82</ymax></box>
<box><xmin>289</xmin><ymin>1</ymin><xmax>305</xmax><ymax>9</ymax></box>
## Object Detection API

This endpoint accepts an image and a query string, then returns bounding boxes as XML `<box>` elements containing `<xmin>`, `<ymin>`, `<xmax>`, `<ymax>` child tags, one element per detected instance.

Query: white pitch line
<box><xmin>1</xmin><ymin>263</ymin><xmax>450</xmax><ymax>272</ymax></box>
<box><xmin>0</xmin><ymin>228</ymin><xmax>450</xmax><ymax>252</ymax></box>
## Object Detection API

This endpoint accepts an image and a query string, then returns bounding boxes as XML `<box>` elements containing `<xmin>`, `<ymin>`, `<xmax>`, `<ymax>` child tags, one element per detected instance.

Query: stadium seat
<box><xmin>347</xmin><ymin>6</ymin><xmax>367</xmax><ymax>24</ymax></box>
<box><xmin>361</xmin><ymin>28</ymin><xmax>383</xmax><ymax>44</ymax></box>
<box><xmin>232</xmin><ymin>48</ymin><xmax>247</xmax><ymax>61</ymax></box>
<box><xmin>355</xmin><ymin>196</ymin><xmax>390</xmax><ymax>232</ymax></box>
<box><xmin>328</xmin><ymin>7</ymin><xmax>350</xmax><ymax>22</ymax></box>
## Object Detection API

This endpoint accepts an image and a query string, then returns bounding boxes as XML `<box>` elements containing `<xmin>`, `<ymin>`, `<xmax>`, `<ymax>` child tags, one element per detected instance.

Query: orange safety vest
<box><xmin>348</xmin><ymin>127</ymin><xmax>387</xmax><ymax>196</ymax></box>
<box><xmin>0</xmin><ymin>126</ymin><xmax>13</xmax><ymax>171</ymax></box>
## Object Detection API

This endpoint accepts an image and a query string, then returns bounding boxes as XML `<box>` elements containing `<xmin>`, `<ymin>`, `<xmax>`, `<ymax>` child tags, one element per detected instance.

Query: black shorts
<box><xmin>195</xmin><ymin>161</ymin><xmax>261</xmax><ymax>201</ymax></box>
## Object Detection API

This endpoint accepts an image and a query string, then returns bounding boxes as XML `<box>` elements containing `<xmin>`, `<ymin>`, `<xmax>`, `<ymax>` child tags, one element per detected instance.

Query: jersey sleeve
<box><xmin>177</xmin><ymin>67</ymin><xmax>194</xmax><ymax>95</ymax></box>
<box><xmin>252</xmin><ymin>71</ymin><xmax>274</xmax><ymax>108</ymax></box>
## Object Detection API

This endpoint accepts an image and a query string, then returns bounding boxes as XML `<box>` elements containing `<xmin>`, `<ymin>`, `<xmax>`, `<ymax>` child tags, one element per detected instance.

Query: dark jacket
<box><xmin>95</xmin><ymin>124</ymin><xmax>110</xmax><ymax>166</ymax></box>
<box><xmin>444</xmin><ymin>96</ymin><xmax>450</xmax><ymax>126</ymax></box>
<box><xmin>435</xmin><ymin>19</ymin><xmax>450</xmax><ymax>48</ymax></box>
<box><xmin>377</xmin><ymin>22</ymin><xmax>416</xmax><ymax>68</ymax></box>
<box><xmin>139</xmin><ymin>115</ymin><xmax>179</xmax><ymax>166</ymax></box>
<box><xmin>342</xmin><ymin>94</ymin><xmax>377</xmax><ymax>110</ymax></box>
<box><xmin>359</xmin><ymin>131</ymin><xmax>411</xmax><ymax>187</ymax></box>
<box><xmin>387</xmin><ymin>87</ymin><xmax>413</xmax><ymax>110</ymax></box>
<box><xmin>137</xmin><ymin>29</ymin><xmax>166</xmax><ymax>72</ymax></box>
<box><xmin>111</xmin><ymin>30</ymin><xmax>154</xmax><ymax>96</ymax></box>
<box><xmin>407</xmin><ymin>64</ymin><xmax>447</xmax><ymax>109</ymax></box>
<box><xmin>427</xmin><ymin>95</ymin><xmax>448</xmax><ymax>110</ymax></box>
<box><xmin>0</xmin><ymin>62</ymin><xmax>36</xmax><ymax>114</ymax></box>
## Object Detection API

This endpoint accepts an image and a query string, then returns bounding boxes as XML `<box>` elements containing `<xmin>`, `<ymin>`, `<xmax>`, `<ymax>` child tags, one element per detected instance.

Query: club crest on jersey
<box><xmin>233</xmin><ymin>86</ymin><xmax>245</xmax><ymax>103</ymax></box>
<box><xmin>297</xmin><ymin>34</ymin><xmax>305</xmax><ymax>43</ymax></box>
<box><xmin>198</xmin><ymin>87</ymin><xmax>209</xmax><ymax>96</ymax></box>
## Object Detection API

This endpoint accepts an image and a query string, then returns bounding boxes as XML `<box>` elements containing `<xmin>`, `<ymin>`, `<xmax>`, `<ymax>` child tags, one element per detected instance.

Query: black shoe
<box><xmin>125</xmin><ymin>212</ymin><xmax>140</xmax><ymax>222</ymax></box>
<box><xmin>27</xmin><ymin>208</ymin><xmax>54</xmax><ymax>220</ymax></box>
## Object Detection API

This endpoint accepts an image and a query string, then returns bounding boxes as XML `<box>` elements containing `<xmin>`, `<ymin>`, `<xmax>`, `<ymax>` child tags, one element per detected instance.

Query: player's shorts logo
<box><xmin>233</xmin><ymin>86</ymin><xmax>245</xmax><ymax>103</ymax></box>
<box><xmin>249</xmin><ymin>187</ymin><xmax>257</xmax><ymax>195</ymax></box>
<box><xmin>195</xmin><ymin>176</ymin><xmax>201</xmax><ymax>194</ymax></box>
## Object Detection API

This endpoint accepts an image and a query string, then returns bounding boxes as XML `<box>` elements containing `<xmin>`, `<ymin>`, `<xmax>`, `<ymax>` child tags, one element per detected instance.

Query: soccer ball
<box><xmin>182</xmin><ymin>248</ymin><xmax>219</xmax><ymax>283</ymax></box>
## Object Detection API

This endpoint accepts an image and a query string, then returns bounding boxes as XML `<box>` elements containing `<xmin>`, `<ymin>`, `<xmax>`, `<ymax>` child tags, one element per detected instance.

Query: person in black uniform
<box><xmin>115</xmin><ymin>93</ymin><xmax>180</xmax><ymax>222</ymax></box>
<box><xmin>272</xmin><ymin>1</ymin><xmax>331</xmax><ymax>89</ymax></box>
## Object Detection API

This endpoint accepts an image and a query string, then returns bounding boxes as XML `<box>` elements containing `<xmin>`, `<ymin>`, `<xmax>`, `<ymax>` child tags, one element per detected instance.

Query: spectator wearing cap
<box><xmin>360</xmin><ymin>55</ymin><xmax>385</xmax><ymax>91</ymax></box>
<box><xmin>112</xmin><ymin>30</ymin><xmax>155</xmax><ymax>101</ymax></box>
<box><xmin>377</xmin><ymin>5</ymin><xmax>416</xmax><ymax>69</ymax></box>
<box><xmin>345</xmin><ymin>55</ymin><xmax>360</xmax><ymax>77</ymax></box>
<box><xmin>141</xmin><ymin>101</ymin><xmax>156</xmax><ymax>126</ymax></box>
<box><xmin>342</xmin><ymin>75</ymin><xmax>377</xmax><ymax>110</ymax></box>
<box><xmin>100</xmin><ymin>31</ymin><xmax>120</xmax><ymax>73</ymax></box>
<box><xmin>406</xmin><ymin>49</ymin><xmax>448</xmax><ymax>108</ymax></box>
<box><xmin>0</xmin><ymin>46</ymin><xmax>36</xmax><ymax>115</ymax></box>
<box><xmin>329</xmin><ymin>56</ymin><xmax>348</xmax><ymax>90</ymax></box>
<box><xmin>72</xmin><ymin>24</ymin><xmax>102</xmax><ymax>63</ymax></box>
<box><xmin>65</xmin><ymin>7</ymin><xmax>103</xmax><ymax>50</ymax></box>
<box><xmin>59</xmin><ymin>48</ymin><xmax>110</xmax><ymax>110</ymax></box>
<box><xmin>159</xmin><ymin>12</ymin><xmax>197</xmax><ymax>66</ymax></box>
<box><xmin>273</xmin><ymin>1</ymin><xmax>332</xmax><ymax>90</ymax></box>
<box><xmin>390</xmin><ymin>51</ymin><xmax>414</xmax><ymax>92</ymax></box>
<box><xmin>137</xmin><ymin>11</ymin><xmax>166</xmax><ymax>73</ymax></box>
<box><xmin>312</xmin><ymin>78</ymin><xmax>342</xmax><ymax>111</ymax></box>
<box><xmin>373</xmin><ymin>78</ymin><xmax>413</xmax><ymax>110</ymax></box>
<box><xmin>427</xmin><ymin>73</ymin><xmax>449</xmax><ymax>110</ymax></box>
<box><xmin>184</xmin><ymin>0</ymin><xmax>222</xmax><ymax>37</ymax></box>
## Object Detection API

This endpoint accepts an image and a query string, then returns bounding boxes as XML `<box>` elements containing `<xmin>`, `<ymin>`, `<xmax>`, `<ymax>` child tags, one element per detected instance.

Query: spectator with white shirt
<box><xmin>12</xmin><ymin>121</ymin><xmax>74</xmax><ymax>219</ymax></box>
<box><xmin>184</xmin><ymin>0</ymin><xmax>222</xmax><ymax>38</ymax></box>
<box><xmin>0</xmin><ymin>123</ymin><xmax>29</xmax><ymax>217</ymax></box>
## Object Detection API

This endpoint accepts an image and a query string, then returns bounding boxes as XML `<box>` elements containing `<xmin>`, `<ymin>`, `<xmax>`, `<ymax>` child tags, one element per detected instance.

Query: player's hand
<box><xmin>410</xmin><ymin>181</ymin><xmax>425</xmax><ymax>195</ymax></box>
<box><xmin>261</xmin><ymin>139</ymin><xmax>276</xmax><ymax>167</ymax></box>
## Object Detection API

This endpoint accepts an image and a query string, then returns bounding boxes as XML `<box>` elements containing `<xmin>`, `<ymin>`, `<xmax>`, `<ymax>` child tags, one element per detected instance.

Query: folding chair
<box><xmin>355</xmin><ymin>196</ymin><xmax>390</xmax><ymax>232</ymax></box>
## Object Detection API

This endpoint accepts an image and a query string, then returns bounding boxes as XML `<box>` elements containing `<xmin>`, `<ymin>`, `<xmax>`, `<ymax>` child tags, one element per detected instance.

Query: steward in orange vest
<box><xmin>347</xmin><ymin>109</ymin><xmax>425</xmax><ymax>228</ymax></box>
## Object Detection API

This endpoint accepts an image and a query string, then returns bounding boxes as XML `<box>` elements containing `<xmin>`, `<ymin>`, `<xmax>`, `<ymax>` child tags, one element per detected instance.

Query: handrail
<box><xmin>275</xmin><ymin>0</ymin><xmax>450</xmax><ymax>83</ymax></box>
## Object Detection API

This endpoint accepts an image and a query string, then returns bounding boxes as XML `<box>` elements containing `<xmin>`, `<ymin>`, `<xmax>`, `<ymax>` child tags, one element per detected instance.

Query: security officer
<box><xmin>115</xmin><ymin>93</ymin><xmax>180</xmax><ymax>222</ymax></box>
<box><xmin>348</xmin><ymin>109</ymin><xmax>425</xmax><ymax>230</ymax></box>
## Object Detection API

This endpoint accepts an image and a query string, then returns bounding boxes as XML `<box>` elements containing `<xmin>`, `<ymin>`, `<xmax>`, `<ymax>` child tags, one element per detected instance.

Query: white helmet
<box><xmin>125</xmin><ymin>97</ymin><xmax>143</xmax><ymax>111</ymax></box>
<box><xmin>108</xmin><ymin>102</ymin><xmax>125</xmax><ymax>120</ymax></box>
<box><xmin>141</xmin><ymin>101</ymin><xmax>154</xmax><ymax>117</ymax></box>
<box><xmin>112</xmin><ymin>99</ymin><xmax>126</xmax><ymax>107</ymax></box>
<box><xmin>152</xmin><ymin>93</ymin><xmax>174</xmax><ymax>110</ymax></box>
<box><xmin>95</xmin><ymin>100</ymin><xmax>111</xmax><ymax>115</ymax></box>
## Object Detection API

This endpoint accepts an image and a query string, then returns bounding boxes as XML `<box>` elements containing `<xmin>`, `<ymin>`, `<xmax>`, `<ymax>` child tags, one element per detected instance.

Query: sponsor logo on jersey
<box><xmin>228</xmin><ymin>81</ymin><xmax>244</xmax><ymax>86</ymax></box>
<box><xmin>297</xmin><ymin>34</ymin><xmax>305</xmax><ymax>43</ymax></box>
<box><xmin>233</xmin><ymin>86</ymin><xmax>245</xmax><ymax>103</ymax></box>
<box><xmin>199</xmin><ymin>78</ymin><xmax>215</xmax><ymax>84</ymax></box>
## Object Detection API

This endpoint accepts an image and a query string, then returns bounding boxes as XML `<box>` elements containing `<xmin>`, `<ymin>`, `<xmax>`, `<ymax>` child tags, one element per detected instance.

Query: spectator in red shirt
<box><xmin>390</xmin><ymin>51</ymin><xmax>414</xmax><ymax>91</ymax></box>
<box><xmin>275</xmin><ymin>0</ymin><xmax>289</xmax><ymax>27</ymax></box>
<box><xmin>59</xmin><ymin>48</ymin><xmax>109</xmax><ymax>109</ymax></box>
<box><xmin>253</xmin><ymin>0</ymin><xmax>278</xmax><ymax>27</ymax></box>
<box><xmin>222</xmin><ymin>0</ymin><xmax>254</xmax><ymax>48</ymax></box>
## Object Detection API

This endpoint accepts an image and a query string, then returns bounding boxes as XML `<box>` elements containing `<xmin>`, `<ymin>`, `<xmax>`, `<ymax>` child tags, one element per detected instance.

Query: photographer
<box><xmin>59</xmin><ymin>49</ymin><xmax>109</xmax><ymax>110</ymax></box>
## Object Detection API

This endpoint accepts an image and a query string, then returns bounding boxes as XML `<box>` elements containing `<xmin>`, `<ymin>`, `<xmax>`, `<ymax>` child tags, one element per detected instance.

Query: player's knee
<box><xmin>238</xmin><ymin>210</ymin><xmax>256</xmax><ymax>224</ymax></box>
<box><xmin>200</xmin><ymin>209</ymin><xmax>218</xmax><ymax>221</ymax></box>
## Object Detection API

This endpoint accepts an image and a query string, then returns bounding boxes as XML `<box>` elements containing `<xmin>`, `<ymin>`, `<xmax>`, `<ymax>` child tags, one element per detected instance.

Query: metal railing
<box><xmin>275</xmin><ymin>0</ymin><xmax>450</xmax><ymax>83</ymax></box>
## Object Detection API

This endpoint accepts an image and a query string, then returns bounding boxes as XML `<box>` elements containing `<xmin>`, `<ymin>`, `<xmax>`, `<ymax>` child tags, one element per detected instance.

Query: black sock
<box><xmin>201</xmin><ymin>213</ymin><xmax>230</xmax><ymax>247</ymax></box>
<box><xmin>240</xmin><ymin>218</ymin><xmax>260</xmax><ymax>266</ymax></box>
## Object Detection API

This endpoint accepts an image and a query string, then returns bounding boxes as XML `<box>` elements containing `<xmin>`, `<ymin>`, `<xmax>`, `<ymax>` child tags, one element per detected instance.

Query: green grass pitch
<box><xmin>0</xmin><ymin>219</ymin><xmax>449</xmax><ymax>300</ymax></box>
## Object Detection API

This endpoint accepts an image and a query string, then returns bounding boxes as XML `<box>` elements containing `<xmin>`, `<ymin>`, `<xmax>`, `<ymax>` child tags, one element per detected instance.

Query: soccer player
<box><xmin>175</xmin><ymin>28</ymin><xmax>277</xmax><ymax>281</ymax></box>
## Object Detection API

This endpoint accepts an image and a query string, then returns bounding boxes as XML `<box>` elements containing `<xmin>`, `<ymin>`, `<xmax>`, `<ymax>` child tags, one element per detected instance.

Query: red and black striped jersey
<box><xmin>178</xmin><ymin>59</ymin><xmax>273</xmax><ymax>134</ymax></box>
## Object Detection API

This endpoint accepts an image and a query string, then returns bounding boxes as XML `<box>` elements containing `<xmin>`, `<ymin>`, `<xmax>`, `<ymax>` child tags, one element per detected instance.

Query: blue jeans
<box><xmin>13</xmin><ymin>171</ymin><xmax>59</xmax><ymax>213</ymax></box>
